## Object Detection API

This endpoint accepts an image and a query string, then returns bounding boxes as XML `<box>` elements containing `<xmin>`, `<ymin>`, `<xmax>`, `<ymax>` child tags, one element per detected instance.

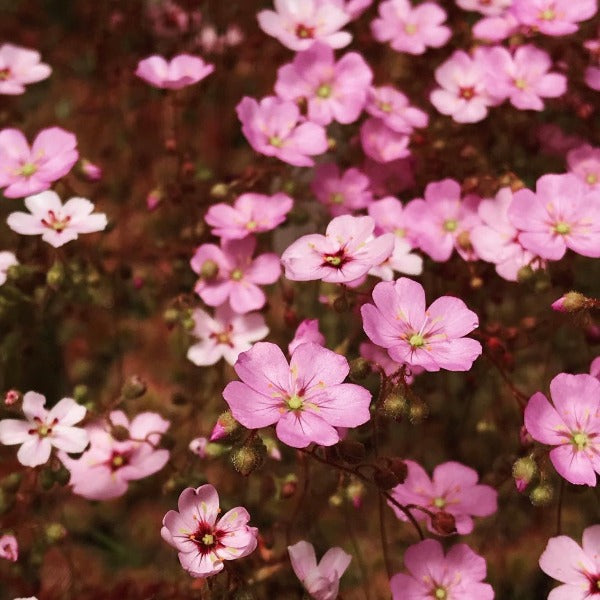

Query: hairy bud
<box><xmin>529</xmin><ymin>482</ymin><xmax>553</xmax><ymax>506</ymax></box>
<box><xmin>380</xmin><ymin>391</ymin><xmax>409</xmax><ymax>420</ymax></box>
<box><xmin>231</xmin><ymin>436</ymin><xmax>267</xmax><ymax>476</ymax></box>
<box><xmin>349</xmin><ymin>358</ymin><xmax>371</xmax><ymax>381</ymax></box>
<box><xmin>210</xmin><ymin>411</ymin><xmax>242</xmax><ymax>442</ymax></box>
<box><xmin>551</xmin><ymin>291</ymin><xmax>587</xmax><ymax>313</ymax></box>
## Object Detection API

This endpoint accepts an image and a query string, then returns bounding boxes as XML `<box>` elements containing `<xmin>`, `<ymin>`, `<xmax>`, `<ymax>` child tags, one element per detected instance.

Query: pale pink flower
<box><xmin>390</xmin><ymin>539</ymin><xmax>494</xmax><ymax>599</ymax></box>
<box><xmin>0</xmin><ymin>251</ymin><xmax>17</xmax><ymax>286</ymax></box>
<box><xmin>190</xmin><ymin>236</ymin><xmax>281</xmax><ymax>314</ymax></box>
<box><xmin>288</xmin><ymin>540</ymin><xmax>351</xmax><ymax>600</ymax></box>
<box><xmin>430</xmin><ymin>50</ymin><xmax>498</xmax><ymax>123</ymax></box>
<box><xmin>368</xmin><ymin>237</ymin><xmax>423</xmax><ymax>279</ymax></box>
<box><xmin>473</xmin><ymin>12</ymin><xmax>520</xmax><ymax>41</ymax></box>
<box><xmin>0</xmin><ymin>392</ymin><xmax>88</xmax><ymax>468</ymax></box>
<box><xmin>361</xmin><ymin>278</ymin><xmax>482</xmax><ymax>372</ymax></box>
<box><xmin>585</xmin><ymin>65</ymin><xmax>600</xmax><ymax>90</ymax></box>
<box><xmin>189</xmin><ymin>437</ymin><xmax>209</xmax><ymax>457</ymax></box>
<box><xmin>367</xmin><ymin>196</ymin><xmax>421</xmax><ymax>247</ymax></box>
<box><xmin>275</xmin><ymin>42</ymin><xmax>372</xmax><ymax>126</ymax></box>
<box><xmin>236</xmin><ymin>96</ymin><xmax>328</xmax><ymax>167</ymax></box>
<box><xmin>365</xmin><ymin>86</ymin><xmax>428</xmax><ymax>134</ymax></box>
<box><xmin>539</xmin><ymin>525</ymin><xmax>600</xmax><ymax>599</ymax></box>
<box><xmin>457</xmin><ymin>0</ymin><xmax>512</xmax><ymax>16</ymax></box>
<box><xmin>60</xmin><ymin>410</ymin><xmax>170</xmax><ymax>500</ymax></box>
<box><xmin>524</xmin><ymin>373</ymin><xmax>600</xmax><ymax>486</ymax></box>
<box><xmin>281</xmin><ymin>215</ymin><xmax>394</xmax><ymax>283</ymax></box>
<box><xmin>257</xmin><ymin>0</ymin><xmax>352</xmax><ymax>51</ymax></box>
<box><xmin>223</xmin><ymin>342</ymin><xmax>371</xmax><ymax>448</ymax></box>
<box><xmin>0</xmin><ymin>534</ymin><xmax>18</xmax><ymax>562</ymax></box>
<box><xmin>567</xmin><ymin>144</ymin><xmax>600</xmax><ymax>188</ymax></box>
<box><xmin>187</xmin><ymin>305</ymin><xmax>269</xmax><ymax>366</ymax></box>
<box><xmin>507</xmin><ymin>173</ymin><xmax>600</xmax><ymax>260</ymax></box>
<box><xmin>7</xmin><ymin>191</ymin><xmax>108</xmax><ymax>248</ymax></box>
<box><xmin>359</xmin><ymin>342</ymin><xmax>424</xmax><ymax>381</ymax></box>
<box><xmin>371</xmin><ymin>0</ymin><xmax>451</xmax><ymax>55</ymax></box>
<box><xmin>161</xmin><ymin>484</ymin><xmax>258</xmax><ymax>577</ymax></box>
<box><xmin>360</xmin><ymin>118</ymin><xmax>410</xmax><ymax>163</ymax></box>
<box><xmin>512</xmin><ymin>0</ymin><xmax>597</xmax><ymax>36</ymax></box>
<box><xmin>289</xmin><ymin>319</ymin><xmax>325</xmax><ymax>354</ymax></box>
<box><xmin>330</xmin><ymin>0</ymin><xmax>373</xmax><ymax>19</ymax></box>
<box><xmin>0</xmin><ymin>127</ymin><xmax>78</xmax><ymax>198</ymax></box>
<box><xmin>389</xmin><ymin>460</ymin><xmax>497</xmax><ymax>534</ymax></box>
<box><xmin>135</xmin><ymin>54</ymin><xmax>214</xmax><ymax>89</ymax></box>
<box><xmin>79</xmin><ymin>159</ymin><xmax>102</xmax><ymax>182</ymax></box>
<box><xmin>0</xmin><ymin>44</ymin><xmax>51</xmax><ymax>95</ymax></box>
<box><xmin>205</xmin><ymin>192</ymin><xmax>293</xmax><ymax>239</ymax></box>
<box><xmin>591</xmin><ymin>356</ymin><xmax>600</xmax><ymax>380</ymax></box>
<box><xmin>311</xmin><ymin>164</ymin><xmax>373</xmax><ymax>216</ymax></box>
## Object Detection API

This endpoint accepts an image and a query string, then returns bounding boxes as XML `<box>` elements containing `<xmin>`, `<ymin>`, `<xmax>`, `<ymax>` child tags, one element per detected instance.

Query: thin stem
<box><xmin>556</xmin><ymin>479</ymin><xmax>565</xmax><ymax>535</ymax></box>
<box><xmin>343</xmin><ymin>500</ymin><xmax>371</xmax><ymax>600</ymax></box>
<box><xmin>378</xmin><ymin>492</ymin><xmax>393</xmax><ymax>578</ymax></box>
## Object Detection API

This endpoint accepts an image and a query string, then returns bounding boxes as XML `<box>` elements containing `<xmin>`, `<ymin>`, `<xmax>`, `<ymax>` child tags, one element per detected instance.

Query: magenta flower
<box><xmin>311</xmin><ymin>164</ymin><xmax>373</xmax><ymax>216</ymax></box>
<box><xmin>288</xmin><ymin>540</ymin><xmax>352</xmax><ymax>600</ymax></box>
<box><xmin>0</xmin><ymin>44</ymin><xmax>51</xmax><ymax>95</ymax></box>
<box><xmin>257</xmin><ymin>0</ymin><xmax>352</xmax><ymax>51</ymax></box>
<box><xmin>161</xmin><ymin>484</ymin><xmax>258</xmax><ymax>578</ymax></box>
<box><xmin>481</xmin><ymin>45</ymin><xmax>566</xmax><ymax>110</ymax></box>
<box><xmin>361</xmin><ymin>278</ymin><xmax>482</xmax><ymax>372</ymax></box>
<box><xmin>512</xmin><ymin>0</ymin><xmax>597</xmax><ymax>36</ymax></box>
<box><xmin>135</xmin><ymin>54</ymin><xmax>213</xmax><ymax>89</ymax></box>
<box><xmin>275</xmin><ymin>42</ymin><xmax>372</xmax><ymax>126</ymax></box>
<box><xmin>470</xmin><ymin>187</ymin><xmax>539</xmax><ymax>281</ymax></box>
<box><xmin>365</xmin><ymin>86</ymin><xmax>429</xmax><ymax>134</ymax></box>
<box><xmin>7</xmin><ymin>191</ymin><xmax>108</xmax><ymax>248</ymax></box>
<box><xmin>539</xmin><ymin>525</ymin><xmax>600</xmax><ymax>599</ymax></box>
<box><xmin>390</xmin><ymin>539</ymin><xmax>494</xmax><ymax>600</ymax></box>
<box><xmin>404</xmin><ymin>178</ymin><xmax>482</xmax><ymax>262</ymax></box>
<box><xmin>368</xmin><ymin>196</ymin><xmax>421</xmax><ymax>247</ymax></box>
<box><xmin>289</xmin><ymin>319</ymin><xmax>325</xmax><ymax>354</ymax></box>
<box><xmin>0</xmin><ymin>127</ymin><xmax>78</xmax><ymax>198</ymax></box>
<box><xmin>567</xmin><ymin>144</ymin><xmax>600</xmax><ymax>188</ymax></box>
<box><xmin>0</xmin><ymin>535</ymin><xmax>18</xmax><ymax>562</ymax></box>
<box><xmin>389</xmin><ymin>460</ymin><xmax>498</xmax><ymax>534</ymax></box>
<box><xmin>591</xmin><ymin>356</ymin><xmax>600</xmax><ymax>380</ymax></box>
<box><xmin>60</xmin><ymin>410</ymin><xmax>170</xmax><ymax>500</ymax></box>
<box><xmin>205</xmin><ymin>192</ymin><xmax>293</xmax><ymax>239</ymax></box>
<box><xmin>281</xmin><ymin>215</ymin><xmax>394</xmax><ymax>283</ymax></box>
<box><xmin>223</xmin><ymin>342</ymin><xmax>372</xmax><ymax>448</ymax></box>
<box><xmin>191</xmin><ymin>236</ymin><xmax>280</xmax><ymax>314</ymax></box>
<box><xmin>236</xmin><ymin>96</ymin><xmax>328</xmax><ymax>167</ymax></box>
<box><xmin>360</xmin><ymin>118</ymin><xmax>411</xmax><ymax>163</ymax></box>
<box><xmin>585</xmin><ymin>65</ymin><xmax>600</xmax><ymax>90</ymax></box>
<box><xmin>371</xmin><ymin>0</ymin><xmax>451</xmax><ymax>55</ymax></box>
<box><xmin>0</xmin><ymin>251</ymin><xmax>18</xmax><ymax>286</ymax></box>
<box><xmin>187</xmin><ymin>305</ymin><xmax>269</xmax><ymax>366</ymax></box>
<box><xmin>0</xmin><ymin>392</ymin><xmax>88</xmax><ymax>468</ymax></box>
<box><xmin>508</xmin><ymin>173</ymin><xmax>600</xmax><ymax>260</ymax></box>
<box><xmin>524</xmin><ymin>373</ymin><xmax>600</xmax><ymax>486</ymax></box>
<box><xmin>457</xmin><ymin>0</ymin><xmax>512</xmax><ymax>15</ymax></box>
<box><xmin>430</xmin><ymin>50</ymin><xmax>498</xmax><ymax>123</ymax></box>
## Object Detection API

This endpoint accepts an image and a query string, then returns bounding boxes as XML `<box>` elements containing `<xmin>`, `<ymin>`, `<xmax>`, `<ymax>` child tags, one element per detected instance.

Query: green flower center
<box><xmin>586</xmin><ymin>173</ymin><xmax>598</xmax><ymax>185</ymax></box>
<box><xmin>554</xmin><ymin>221</ymin><xmax>571</xmax><ymax>235</ymax></box>
<box><xmin>269</xmin><ymin>136</ymin><xmax>283</xmax><ymax>148</ymax></box>
<box><xmin>246</xmin><ymin>220</ymin><xmax>257</xmax><ymax>230</ymax></box>
<box><xmin>443</xmin><ymin>219</ymin><xmax>458</xmax><ymax>232</ymax></box>
<box><xmin>409</xmin><ymin>333</ymin><xmax>425</xmax><ymax>348</ymax></box>
<box><xmin>330</xmin><ymin>192</ymin><xmax>345</xmax><ymax>205</ymax></box>
<box><xmin>19</xmin><ymin>162</ymin><xmax>37</xmax><ymax>177</ymax></box>
<box><xmin>231</xmin><ymin>268</ymin><xmax>243</xmax><ymax>281</ymax></box>
<box><xmin>433</xmin><ymin>497</ymin><xmax>446</xmax><ymax>508</ymax></box>
<box><xmin>287</xmin><ymin>395</ymin><xmax>304</xmax><ymax>411</ymax></box>
<box><xmin>325</xmin><ymin>255</ymin><xmax>342</xmax><ymax>266</ymax></box>
<box><xmin>215</xmin><ymin>332</ymin><xmax>230</xmax><ymax>344</ymax></box>
<box><xmin>317</xmin><ymin>84</ymin><xmax>331</xmax><ymax>99</ymax></box>
<box><xmin>540</xmin><ymin>8</ymin><xmax>555</xmax><ymax>19</ymax></box>
<box><xmin>38</xmin><ymin>425</ymin><xmax>51</xmax><ymax>437</ymax></box>
<box><xmin>404</xmin><ymin>23</ymin><xmax>418</xmax><ymax>35</ymax></box>
<box><xmin>434</xmin><ymin>588</ymin><xmax>447</xmax><ymax>600</ymax></box>
<box><xmin>572</xmin><ymin>432</ymin><xmax>589</xmax><ymax>451</ymax></box>
<box><xmin>201</xmin><ymin>533</ymin><xmax>214</xmax><ymax>546</ymax></box>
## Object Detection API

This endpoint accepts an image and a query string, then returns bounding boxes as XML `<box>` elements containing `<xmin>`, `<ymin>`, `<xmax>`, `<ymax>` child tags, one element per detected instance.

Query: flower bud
<box><xmin>39</xmin><ymin>468</ymin><xmax>55</xmax><ymax>491</ymax></box>
<box><xmin>373</xmin><ymin>467</ymin><xmax>401</xmax><ymax>490</ymax></box>
<box><xmin>231</xmin><ymin>436</ymin><xmax>267</xmax><ymax>476</ymax></box>
<box><xmin>551</xmin><ymin>291</ymin><xmax>587</xmax><ymax>313</ymax></box>
<box><xmin>280</xmin><ymin>474</ymin><xmax>298</xmax><ymax>499</ymax></box>
<box><xmin>349</xmin><ymin>358</ymin><xmax>371</xmax><ymax>381</ymax></box>
<box><xmin>529</xmin><ymin>482</ymin><xmax>553</xmax><ymax>506</ymax></box>
<box><xmin>328</xmin><ymin>492</ymin><xmax>344</xmax><ymax>507</ymax></box>
<box><xmin>346</xmin><ymin>480</ymin><xmax>365</xmax><ymax>509</ymax></box>
<box><xmin>45</xmin><ymin>522</ymin><xmax>68</xmax><ymax>544</ymax></box>
<box><xmin>121</xmin><ymin>375</ymin><xmax>147</xmax><ymax>399</ymax></box>
<box><xmin>78</xmin><ymin>159</ymin><xmax>102</xmax><ymax>182</ymax></box>
<box><xmin>1</xmin><ymin>473</ymin><xmax>21</xmax><ymax>492</ymax></box>
<box><xmin>73</xmin><ymin>384</ymin><xmax>88</xmax><ymax>403</ymax></box>
<box><xmin>4</xmin><ymin>389</ymin><xmax>21</xmax><ymax>406</ymax></box>
<box><xmin>431</xmin><ymin>511</ymin><xmax>457</xmax><ymax>536</ymax></box>
<box><xmin>333</xmin><ymin>295</ymin><xmax>348</xmax><ymax>312</ymax></box>
<box><xmin>146</xmin><ymin>188</ymin><xmax>162</xmax><ymax>211</ymax></box>
<box><xmin>380</xmin><ymin>391</ymin><xmax>408</xmax><ymax>420</ymax></box>
<box><xmin>210</xmin><ymin>411</ymin><xmax>242</xmax><ymax>442</ymax></box>
<box><xmin>517</xmin><ymin>265</ymin><xmax>534</xmax><ymax>283</ymax></box>
<box><xmin>54</xmin><ymin>465</ymin><xmax>71</xmax><ymax>486</ymax></box>
<box><xmin>47</xmin><ymin>260</ymin><xmax>66</xmax><ymax>288</ymax></box>
<box><xmin>386</xmin><ymin>458</ymin><xmax>408</xmax><ymax>483</ymax></box>
<box><xmin>408</xmin><ymin>397</ymin><xmax>429</xmax><ymax>424</ymax></box>
<box><xmin>200</xmin><ymin>259</ymin><xmax>219</xmax><ymax>280</ymax></box>
<box><xmin>210</xmin><ymin>183</ymin><xmax>229</xmax><ymax>198</ymax></box>
<box><xmin>337</xmin><ymin>439</ymin><xmax>366</xmax><ymax>464</ymax></box>
<box><xmin>512</xmin><ymin>456</ymin><xmax>537</xmax><ymax>492</ymax></box>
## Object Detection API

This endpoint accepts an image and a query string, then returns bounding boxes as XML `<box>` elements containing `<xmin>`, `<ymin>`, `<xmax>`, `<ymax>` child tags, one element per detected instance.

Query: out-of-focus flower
<box><xmin>0</xmin><ymin>127</ymin><xmax>78</xmax><ymax>198</ymax></box>
<box><xmin>360</xmin><ymin>118</ymin><xmax>410</xmax><ymax>163</ymax></box>
<box><xmin>223</xmin><ymin>342</ymin><xmax>371</xmax><ymax>448</ymax></box>
<box><xmin>311</xmin><ymin>164</ymin><xmax>373</xmax><ymax>216</ymax></box>
<box><xmin>567</xmin><ymin>144</ymin><xmax>600</xmax><ymax>188</ymax></box>
<box><xmin>365</xmin><ymin>86</ymin><xmax>428</xmax><ymax>134</ymax></box>
<box><xmin>0</xmin><ymin>44</ymin><xmax>51</xmax><ymax>95</ymax></box>
<box><xmin>0</xmin><ymin>251</ymin><xmax>18</xmax><ymax>286</ymax></box>
<box><xmin>473</xmin><ymin>11</ymin><xmax>519</xmax><ymax>41</ymax></box>
<box><xmin>512</xmin><ymin>0</ymin><xmax>597</xmax><ymax>36</ymax></box>
<box><xmin>367</xmin><ymin>196</ymin><xmax>420</xmax><ymax>247</ymax></box>
<box><xmin>146</xmin><ymin>187</ymin><xmax>162</xmax><ymax>211</ymax></box>
<box><xmin>187</xmin><ymin>305</ymin><xmax>269</xmax><ymax>366</ymax></box>
<box><xmin>0</xmin><ymin>392</ymin><xmax>88</xmax><ymax>468</ymax></box>
<box><xmin>362</xmin><ymin>156</ymin><xmax>415</xmax><ymax>197</ymax></box>
<box><xmin>289</xmin><ymin>319</ymin><xmax>325</xmax><ymax>354</ymax></box>
<box><xmin>457</xmin><ymin>0</ymin><xmax>512</xmax><ymax>16</ymax></box>
<box><xmin>161</xmin><ymin>484</ymin><xmax>258</xmax><ymax>577</ymax></box>
<box><xmin>7</xmin><ymin>191</ymin><xmax>107</xmax><ymax>248</ymax></box>
<box><xmin>288</xmin><ymin>540</ymin><xmax>352</xmax><ymax>600</ymax></box>
<box><xmin>4</xmin><ymin>390</ymin><xmax>20</xmax><ymax>406</ymax></box>
<box><xmin>0</xmin><ymin>534</ymin><xmax>18</xmax><ymax>561</ymax></box>
<box><xmin>331</xmin><ymin>0</ymin><xmax>373</xmax><ymax>19</ymax></box>
<box><xmin>78</xmin><ymin>159</ymin><xmax>102</xmax><ymax>182</ymax></box>
<box><xmin>135</xmin><ymin>54</ymin><xmax>214</xmax><ymax>89</ymax></box>
<box><xmin>585</xmin><ymin>65</ymin><xmax>600</xmax><ymax>90</ymax></box>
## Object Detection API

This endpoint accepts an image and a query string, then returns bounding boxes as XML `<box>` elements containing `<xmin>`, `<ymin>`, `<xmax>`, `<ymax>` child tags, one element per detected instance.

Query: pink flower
<box><xmin>470</xmin><ymin>187</ymin><xmax>539</xmax><ymax>281</ymax></box>
<box><xmin>223</xmin><ymin>342</ymin><xmax>372</xmax><ymax>448</ymax></box>
<box><xmin>539</xmin><ymin>525</ymin><xmax>600</xmax><ymax>599</ymax></box>
<box><xmin>365</xmin><ymin>86</ymin><xmax>429</xmax><ymax>134</ymax></box>
<box><xmin>368</xmin><ymin>237</ymin><xmax>423</xmax><ymax>279</ymax></box>
<box><xmin>585</xmin><ymin>65</ymin><xmax>600</xmax><ymax>90</ymax></box>
<box><xmin>359</xmin><ymin>342</ymin><xmax>424</xmax><ymax>381</ymax></box>
<box><xmin>79</xmin><ymin>159</ymin><xmax>102</xmax><ymax>182</ymax></box>
<box><xmin>512</xmin><ymin>0</ymin><xmax>597</xmax><ymax>36</ymax></box>
<box><xmin>591</xmin><ymin>356</ymin><xmax>600</xmax><ymax>380</ymax></box>
<box><xmin>390</xmin><ymin>539</ymin><xmax>494</xmax><ymax>600</ymax></box>
<box><xmin>362</xmin><ymin>156</ymin><xmax>415</xmax><ymax>197</ymax></box>
<box><xmin>0</xmin><ymin>392</ymin><xmax>88</xmax><ymax>468</ymax></box>
<box><xmin>0</xmin><ymin>127</ymin><xmax>78</xmax><ymax>198</ymax></box>
<box><xmin>275</xmin><ymin>42</ymin><xmax>372</xmax><ymax>126</ymax></box>
<box><xmin>404</xmin><ymin>179</ymin><xmax>482</xmax><ymax>262</ymax></box>
<box><xmin>331</xmin><ymin>0</ymin><xmax>373</xmax><ymax>19</ymax></box>
<box><xmin>389</xmin><ymin>460</ymin><xmax>497</xmax><ymax>534</ymax></box>
<box><xmin>361</xmin><ymin>278</ymin><xmax>482</xmax><ymax>372</ymax></box>
<box><xmin>161</xmin><ymin>484</ymin><xmax>258</xmax><ymax>577</ymax></box>
<box><xmin>524</xmin><ymin>373</ymin><xmax>600</xmax><ymax>486</ymax></box>
<box><xmin>60</xmin><ymin>410</ymin><xmax>170</xmax><ymax>500</ymax></box>
<box><xmin>430</xmin><ymin>50</ymin><xmax>498</xmax><ymax>123</ymax></box>
<box><xmin>288</xmin><ymin>540</ymin><xmax>351</xmax><ymax>600</ymax></box>
<box><xmin>205</xmin><ymin>192</ymin><xmax>293</xmax><ymax>239</ymax></box>
<box><xmin>0</xmin><ymin>534</ymin><xmax>18</xmax><ymax>562</ymax></box>
<box><xmin>135</xmin><ymin>54</ymin><xmax>214</xmax><ymax>89</ymax></box>
<box><xmin>457</xmin><ymin>0</ymin><xmax>512</xmax><ymax>16</ymax></box>
<box><xmin>257</xmin><ymin>0</ymin><xmax>352</xmax><ymax>51</ymax></box>
<box><xmin>189</xmin><ymin>437</ymin><xmax>209</xmax><ymax>457</ymax></box>
<box><xmin>507</xmin><ymin>173</ymin><xmax>600</xmax><ymax>260</ymax></box>
<box><xmin>367</xmin><ymin>196</ymin><xmax>421</xmax><ymax>246</ymax></box>
<box><xmin>0</xmin><ymin>251</ymin><xmax>17</xmax><ymax>286</ymax></box>
<box><xmin>311</xmin><ymin>164</ymin><xmax>373</xmax><ymax>216</ymax></box>
<box><xmin>187</xmin><ymin>305</ymin><xmax>269</xmax><ymax>366</ymax></box>
<box><xmin>281</xmin><ymin>215</ymin><xmax>394</xmax><ymax>283</ymax></box>
<box><xmin>7</xmin><ymin>191</ymin><xmax>108</xmax><ymax>248</ymax></box>
<box><xmin>371</xmin><ymin>0</ymin><xmax>451</xmax><ymax>55</ymax></box>
<box><xmin>190</xmin><ymin>236</ymin><xmax>281</xmax><ymax>313</ymax></box>
<box><xmin>360</xmin><ymin>118</ymin><xmax>411</xmax><ymax>163</ymax></box>
<box><xmin>481</xmin><ymin>45</ymin><xmax>566</xmax><ymax>110</ymax></box>
<box><xmin>236</xmin><ymin>96</ymin><xmax>328</xmax><ymax>167</ymax></box>
<box><xmin>0</xmin><ymin>44</ymin><xmax>51</xmax><ymax>95</ymax></box>
<box><xmin>567</xmin><ymin>144</ymin><xmax>600</xmax><ymax>188</ymax></box>
<box><xmin>289</xmin><ymin>319</ymin><xmax>325</xmax><ymax>354</ymax></box>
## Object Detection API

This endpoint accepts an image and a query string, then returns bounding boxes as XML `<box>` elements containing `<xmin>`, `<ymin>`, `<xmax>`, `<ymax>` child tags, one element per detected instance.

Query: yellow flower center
<box><xmin>554</xmin><ymin>221</ymin><xmax>571</xmax><ymax>235</ymax></box>
<box><xmin>112</xmin><ymin>455</ymin><xmax>125</xmax><ymax>467</ymax></box>
<box><xmin>231</xmin><ymin>268</ymin><xmax>243</xmax><ymax>281</ymax></box>
<box><xmin>409</xmin><ymin>333</ymin><xmax>425</xmax><ymax>348</ymax></box>
<box><xmin>246</xmin><ymin>220</ymin><xmax>257</xmax><ymax>230</ymax></box>
<box><xmin>444</xmin><ymin>219</ymin><xmax>458</xmax><ymax>232</ymax></box>
<box><xmin>287</xmin><ymin>395</ymin><xmax>304</xmax><ymax>410</ymax></box>
<box><xmin>201</xmin><ymin>533</ymin><xmax>214</xmax><ymax>545</ymax></box>
<box><xmin>572</xmin><ymin>432</ymin><xmax>589</xmax><ymax>450</ymax></box>
<box><xmin>404</xmin><ymin>23</ymin><xmax>418</xmax><ymax>35</ymax></box>
<box><xmin>434</xmin><ymin>588</ymin><xmax>447</xmax><ymax>600</ymax></box>
<box><xmin>514</xmin><ymin>78</ymin><xmax>527</xmax><ymax>90</ymax></box>
<box><xmin>330</xmin><ymin>192</ymin><xmax>345</xmax><ymax>205</ymax></box>
<box><xmin>433</xmin><ymin>497</ymin><xmax>446</xmax><ymax>508</ymax></box>
<box><xmin>19</xmin><ymin>163</ymin><xmax>37</xmax><ymax>177</ymax></box>
<box><xmin>269</xmin><ymin>136</ymin><xmax>283</xmax><ymax>148</ymax></box>
<box><xmin>586</xmin><ymin>173</ymin><xmax>598</xmax><ymax>185</ymax></box>
<box><xmin>317</xmin><ymin>84</ymin><xmax>331</xmax><ymax>98</ymax></box>
<box><xmin>540</xmin><ymin>8</ymin><xmax>555</xmax><ymax>20</ymax></box>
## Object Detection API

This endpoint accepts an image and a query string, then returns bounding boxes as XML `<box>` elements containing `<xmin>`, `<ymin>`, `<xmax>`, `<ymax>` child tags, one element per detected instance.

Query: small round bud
<box><xmin>408</xmin><ymin>397</ymin><xmax>429</xmax><ymax>424</ymax></box>
<box><xmin>280</xmin><ymin>474</ymin><xmax>298</xmax><ymax>499</ymax></box>
<box><xmin>54</xmin><ymin>466</ymin><xmax>71</xmax><ymax>486</ymax></box>
<box><xmin>517</xmin><ymin>265</ymin><xmax>534</xmax><ymax>283</ymax></box>
<box><xmin>231</xmin><ymin>437</ymin><xmax>267</xmax><ymax>476</ymax></box>
<box><xmin>386</xmin><ymin>458</ymin><xmax>408</xmax><ymax>483</ymax></box>
<box><xmin>529</xmin><ymin>482</ymin><xmax>553</xmax><ymax>506</ymax></box>
<box><xmin>78</xmin><ymin>159</ymin><xmax>102</xmax><ymax>182</ymax></box>
<box><xmin>380</xmin><ymin>391</ymin><xmax>408</xmax><ymax>420</ymax></box>
<box><xmin>46</xmin><ymin>261</ymin><xmax>66</xmax><ymax>288</ymax></box>
<box><xmin>4</xmin><ymin>389</ymin><xmax>21</xmax><ymax>406</ymax></box>
<box><xmin>431</xmin><ymin>511</ymin><xmax>457</xmax><ymax>536</ymax></box>
<box><xmin>39</xmin><ymin>469</ymin><xmax>55</xmax><ymax>491</ymax></box>
<box><xmin>1</xmin><ymin>473</ymin><xmax>22</xmax><ymax>492</ymax></box>
<box><xmin>346</xmin><ymin>480</ymin><xmax>365</xmax><ymax>508</ymax></box>
<box><xmin>45</xmin><ymin>522</ymin><xmax>68</xmax><ymax>544</ymax></box>
<box><xmin>512</xmin><ymin>456</ymin><xmax>538</xmax><ymax>492</ymax></box>
<box><xmin>551</xmin><ymin>291</ymin><xmax>587</xmax><ymax>313</ymax></box>
<box><xmin>470</xmin><ymin>276</ymin><xmax>483</xmax><ymax>290</ymax></box>
<box><xmin>181</xmin><ymin>317</ymin><xmax>195</xmax><ymax>331</ymax></box>
<box><xmin>337</xmin><ymin>439</ymin><xmax>366</xmax><ymax>464</ymax></box>
<box><xmin>349</xmin><ymin>358</ymin><xmax>371</xmax><ymax>381</ymax></box>
<box><xmin>328</xmin><ymin>492</ymin><xmax>344</xmax><ymax>507</ymax></box>
<box><xmin>210</xmin><ymin>183</ymin><xmax>229</xmax><ymax>198</ymax></box>
<box><xmin>456</xmin><ymin>231</ymin><xmax>472</xmax><ymax>252</ymax></box>
<box><xmin>333</xmin><ymin>296</ymin><xmax>348</xmax><ymax>312</ymax></box>
<box><xmin>373</xmin><ymin>467</ymin><xmax>401</xmax><ymax>490</ymax></box>
<box><xmin>210</xmin><ymin>411</ymin><xmax>242</xmax><ymax>442</ymax></box>
<box><xmin>200</xmin><ymin>259</ymin><xmax>219</xmax><ymax>280</ymax></box>
<box><xmin>121</xmin><ymin>375</ymin><xmax>147</xmax><ymax>399</ymax></box>
<box><xmin>73</xmin><ymin>384</ymin><xmax>88</xmax><ymax>403</ymax></box>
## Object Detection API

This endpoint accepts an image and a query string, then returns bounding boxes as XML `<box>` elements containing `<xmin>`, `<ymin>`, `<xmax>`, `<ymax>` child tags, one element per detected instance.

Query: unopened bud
<box><xmin>1</xmin><ymin>473</ymin><xmax>22</xmax><ymax>492</ymax></box>
<box><xmin>380</xmin><ymin>391</ymin><xmax>408</xmax><ymax>420</ymax></box>
<box><xmin>512</xmin><ymin>456</ymin><xmax>537</xmax><ymax>492</ymax></box>
<box><xmin>373</xmin><ymin>467</ymin><xmax>400</xmax><ymax>490</ymax></box>
<box><xmin>39</xmin><ymin>469</ymin><xmax>55</xmax><ymax>491</ymax></box>
<box><xmin>231</xmin><ymin>436</ymin><xmax>267</xmax><ymax>476</ymax></box>
<box><xmin>431</xmin><ymin>511</ymin><xmax>457</xmax><ymax>536</ymax></box>
<box><xmin>210</xmin><ymin>411</ymin><xmax>241</xmax><ymax>442</ymax></box>
<box><xmin>121</xmin><ymin>375</ymin><xmax>147</xmax><ymax>399</ymax></box>
<box><xmin>54</xmin><ymin>466</ymin><xmax>70</xmax><ymax>486</ymax></box>
<box><xmin>456</xmin><ymin>231</ymin><xmax>472</xmax><ymax>252</ymax></box>
<box><xmin>280</xmin><ymin>474</ymin><xmax>298</xmax><ymax>499</ymax></box>
<box><xmin>47</xmin><ymin>261</ymin><xmax>66</xmax><ymax>288</ymax></box>
<box><xmin>4</xmin><ymin>389</ymin><xmax>21</xmax><ymax>406</ymax></box>
<box><xmin>551</xmin><ymin>291</ymin><xmax>587</xmax><ymax>313</ymax></box>
<box><xmin>346</xmin><ymin>480</ymin><xmax>365</xmax><ymax>509</ymax></box>
<box><xmin>333</xmin><ymin>296</ymin><xmax>348</xmax><ymax>312</ymax></box>
<box><xmin>517</xmin><ymin>265</ymin><xmax>534</xmax><ymax>283</ymax></box>
<box><xmin>337</xmin><ymin>439</ymin><xmax>366</xmax><ymax>464</ymax></box>
<box><xmin>529</xmin><ymin>482</ymin><xmax>553</xmax><ymax>506</ymax></box>
<box><xmin>146</xmin><ymin>188</ymin><xmax>162</xmax><ymax>211</ymax></box>
<box><xmin>329</xmin><ymin>492</ymin><xmax>343</xmax><ymax>507</ymax></box>
<box><xmin>73</xmin><ymin>384</ymin><xmax>88</xmax><ymax>403</ymax></box>
<box><xmin>349</xmin><ymin>358</ymin><xmax>370</xmax><ymax>381</ymax></box>
<box><xmin>79</xmin><ymin>159</ymin><xmax>102</xmax><ymax>182</ymax></box>
<box><xmin>386</xmin><ymin>458</ymin><xmax>408</xmax><ymax>483</ymax></box>
<box><xmin>210</xmin><ymin>183</ymin><xmax>229</xmax><ymax>198</ymax></box>
<box><xmin>408</xmin><ymin>397</ymin><xmax>429</xmax><ymax>424</ymax></box>
<box><xmin>111</xmin><ymin>425</ymin><xmax>130</xmax><ymax>442</ymax></box>
<box><xmin>45</xmin><ymin>522</ymin><xmax>68</xmax><ymax>544</ymax></box>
